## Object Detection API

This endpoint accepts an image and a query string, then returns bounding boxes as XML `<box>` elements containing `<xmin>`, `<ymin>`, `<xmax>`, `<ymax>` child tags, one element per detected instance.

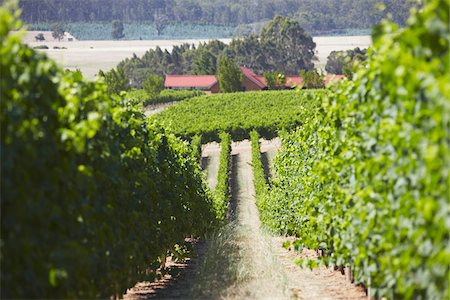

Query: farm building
<box><xmin>164</xmin><ymin>67</ymin><xmax>345</xmax><ymax>93</ymax></box>
<box><xmin>164</xmin><ymin>75</ymin><xmax>219</xmax><ymax>94</ymax></box>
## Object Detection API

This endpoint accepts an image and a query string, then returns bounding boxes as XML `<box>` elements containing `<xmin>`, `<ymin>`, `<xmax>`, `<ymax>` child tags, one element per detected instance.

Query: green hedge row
<box><xmin>126</xmin><ymin>89</ymin><xmax>205</xmax><ymax>106</ymax></box>
<box><xmin>262</xmin><ymin>1</ymin><xmax>450</xmax><ymax>298</ymax></box>
<box><xmin>1</xmin><ymin>10</ymin><xmax>215</xmax><ymax>299</ymax></box>
<box><xmin>213</xmin><ymin>132</ymin><xmax>232</xmax><ymax>221</ymax></box>
<box><xmin>154</xmin><ymin>90</ymin><xmax>322</xmax><ymax>143</ymax></box>
<box><xmin>190</xmin><ymin>134</ymin><xmax>203</xmax><ymax>163</ymax></box>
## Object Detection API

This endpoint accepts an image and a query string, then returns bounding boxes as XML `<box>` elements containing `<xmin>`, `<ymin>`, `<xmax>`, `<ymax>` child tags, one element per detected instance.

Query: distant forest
<box><xmin>19</xmin><ymin>0</ymin><xmax>418</xmax><ymax>35</ymax></box>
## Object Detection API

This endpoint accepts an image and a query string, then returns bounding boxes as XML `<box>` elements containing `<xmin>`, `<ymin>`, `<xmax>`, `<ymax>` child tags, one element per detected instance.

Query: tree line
<box><xmin>117</xmin><ymin>16</ymin><xmax>316</xmax><ymax>87</ymax></box>
<box><xmin>19</xmin><ymin>0</ymin><xmax>417</xmax><ymax>35</ymax></box>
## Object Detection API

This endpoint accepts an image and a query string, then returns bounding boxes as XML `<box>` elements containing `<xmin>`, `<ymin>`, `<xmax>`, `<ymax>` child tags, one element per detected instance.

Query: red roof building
<box><xmin>240</xmin><ymin>67</ymin><xmax>267</xmax><ymax>91</ymax></box>
<box><xmin>165</xmin><ymin>75</ymin><xmax>219</xmax><ymax>94</ymax></box>
<box><xmin>164</xmin><ymin>68</ymin><xmax>345</xmax><ymax>93</ymax></box>
<box><xmin>253</xmin><ymin>74</ymin><xmax>345</xmax><ymax>88</ymax></box>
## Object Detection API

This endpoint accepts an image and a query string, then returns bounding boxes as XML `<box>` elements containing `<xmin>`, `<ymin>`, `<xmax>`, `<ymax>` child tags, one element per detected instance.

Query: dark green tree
<box><xmin>300</xmin><ymin>69</ymin><xmax>325</xmax><ymax>89</ymax></box>
<box><xmin>112</xmin><ymin>20</ymin><xmax>125</xmax><ymax>40</ymax></box>
<box><xmin>227</xmin><ymin>35</ymin><xmax>272</xmax><ymax>73</ymax></box>
<box><xmin>227</xmin><ymin>16</ymin><xmax>316</xmax><ymax>73</ymax></box>
<box><xmin>217</xmin><ymin>57</ymin><xmax>243</xmax><ymax>93</ymax></box>
<box><xmin>193</xmin><ymin>49</ymin><xmax>217</xmax><ymax>75</ymax></box>
<box><xmin>260</xmin><ymin>16</ymin><xmax>316</xmax><ymax>72</ymax></box>
<box><xmin>264</xmin><ymin>71</ymin><xmax>286</xmax><ymax>90</ymax></box>
<box><xmin>154</xmin><ymin>12</ymin><xmax>168</xmax><ymax>36</ymax></box>
<box><xmin>326</xmin><ymin>47</ymin><xmax>368</xmax><ymax>76</ymax></box>
<box><xmin>98</xmin><ymin>67</ymin><xmax>130</xmax><ymax>94</ymax></box>
<box><xmin>142</xmin><ymin>74</ymin><xmax>165</xmax><ymax>96</ymax></box>
<box><xmin>51</xmin><ymin>22</ymin><xmax>64</xmax><ymax>41</ymax></box>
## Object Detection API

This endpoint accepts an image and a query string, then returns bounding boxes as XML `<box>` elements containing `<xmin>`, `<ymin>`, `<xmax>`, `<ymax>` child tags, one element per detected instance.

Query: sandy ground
<box><xmin>312</xmin><ymin>35</ymin><xmax>371</xmax><ymax>69</ymax></box>
<box><xmin>20</xmin><ymin>32</ymin><xmax>371</xmax><ymax>78</ymax></box>
<box><xmin>201</xmin><ymin>143</ymin><xmax>221</xmax><ymax>191</ymax></box>
<box><xmin>260</xmin><ymin>137</ymin><xmax>281</xmax><ymax>178</ymax></box>
<box><xmin>18</xmin><ymin>30</ymin><xmax>78</xmax><ymax>42</ymax></box>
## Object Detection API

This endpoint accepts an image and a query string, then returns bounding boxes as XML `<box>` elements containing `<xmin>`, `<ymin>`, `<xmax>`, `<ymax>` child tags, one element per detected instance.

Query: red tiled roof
<box><xmin>240</xmin><ymin>67</ymin><xmax>266</xmax><ymax>89</ymax></box>
<box><xmin>164</xmin><ymin>70</ymin><xmax>346</xmax><ymax>90</ymax></box>
<box><xmin>254</xmin><ymin>75</ymin><xmax>303</xmax><ymax>88</ymax></box>
<box><xmin>165</xmin><ymin>75</ymin><xmax>218</xmax><ymax>88</ymax></box>
<box><xmin>255</xmin><ymin>74</ymin><xmax>345</xmax><ymax>88</ymax></box>
<box><xmin>285</xmin><ymin>76</ymin><xmax>303</xmax><ymax>87</ymax></box>
<box><xmin>324</xmin><ymin>74</ymin><xmax>346</xmax><ymax>85</ymax></box>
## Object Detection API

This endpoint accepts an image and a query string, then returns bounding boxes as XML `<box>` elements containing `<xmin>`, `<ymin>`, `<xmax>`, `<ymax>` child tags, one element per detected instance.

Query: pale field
<box><xmin>22</xmin><ymin>31</ymin><xmax>371</xmax><ymax>79</ymax></box>
<box><xmin>313</xmin><ymin>35</ymin><xmax>372</xmax><ymax>69</ymax></box>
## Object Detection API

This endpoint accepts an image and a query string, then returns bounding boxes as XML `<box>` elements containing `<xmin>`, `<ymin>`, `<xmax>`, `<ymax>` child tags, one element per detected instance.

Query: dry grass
<box><xmin>191</xmin><ymin>141</ymin><xmax>290</xmax><ymax>299</ymax></box>
<box><xmin>190</xmin><ymin>223</ymin><xmax>290</xmax><ymax>299</ymax></box>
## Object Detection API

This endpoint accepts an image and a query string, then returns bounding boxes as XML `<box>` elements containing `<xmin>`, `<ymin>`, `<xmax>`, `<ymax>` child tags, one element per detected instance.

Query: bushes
<box><xmin>155</xmin><ymin>90</ymin><xmax>322</xmax><ymax>143</ymax></box>
<box><xmin>213</xmin><ymin>132</ymin><xmax>232</xmax><ymax>221</ymax></box>
<box><xmin>1</xmin><ymin>10</ymin><xmax>215</xmax><ymax>299</ymax></box>
<box><xmin>142</xmin><ymin>74</ymin><xmax>164</xmax><ymax>96</ymax></box>
<box><xmin>262</xmin><ymin>0</ymin><xmax>450</xmax><ymax>298</ymax></box>
<box><xmin>33</xmin><ymin>44</ymin><xmax>48</xmax><ymax>49</ymax></box>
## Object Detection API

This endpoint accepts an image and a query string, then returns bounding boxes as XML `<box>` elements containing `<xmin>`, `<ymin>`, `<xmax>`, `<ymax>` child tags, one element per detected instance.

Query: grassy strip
<box><xmin>213</xmin><ymin>132</ymin><xmax>232</xmax><ymax>221</ymax></box>
<box><xmin>250</xmin><ymin>130</ymin><xmax>269</xmax><ymax>212</ymax></box>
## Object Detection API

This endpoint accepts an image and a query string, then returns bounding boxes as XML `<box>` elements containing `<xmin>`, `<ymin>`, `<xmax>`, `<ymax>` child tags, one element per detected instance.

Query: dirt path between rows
<box><xmin>143</xmin><ymin>102</ymin><xmax>177</xmax><ymax>116</ymax></box>
<box><xmin>124</xmin><ymin>139</ymin><xmax>367</xmax><ymax>300</ymax></box>
<box><xmin>216</xmin><ymin>140</ymin><xmax>289</xmax><ymax>299</ymax></box>
<box><xmin>201</xmin><ymin>142</ymin><xmax>221</xmax><ymax>190</ymax></box>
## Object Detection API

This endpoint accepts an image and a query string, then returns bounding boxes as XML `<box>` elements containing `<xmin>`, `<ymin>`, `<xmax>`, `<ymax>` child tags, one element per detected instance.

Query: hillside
<box><xmin>19</xmin><ymin>0</ymin><xmax>417</xmax><ymax>38</ymax></box>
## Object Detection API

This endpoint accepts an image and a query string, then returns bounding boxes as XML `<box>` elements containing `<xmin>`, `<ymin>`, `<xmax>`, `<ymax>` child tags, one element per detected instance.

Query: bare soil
<box><xmin>124</xmin><ymin>239</ymin><xmax>207</xmax><ymax>299</ymax></box>
<box><xmin>271</xmin><ymin>236</ymin><xmax>367</xmax><ymax>300</ymax></box>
